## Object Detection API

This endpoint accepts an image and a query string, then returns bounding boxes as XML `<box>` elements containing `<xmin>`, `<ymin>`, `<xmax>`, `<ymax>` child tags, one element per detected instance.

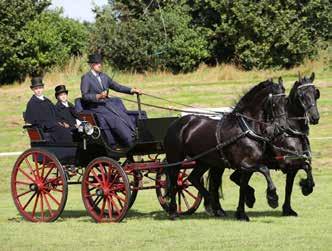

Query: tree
<box><xmin>90</xmin><ymin>2</ymin><xmax>209</xmax><ymax>73</ymax></box>
<box><xmin>0</xmin><ymin>0</ymin><xmax>51</xmax><ymax>83</ymax></box>
<box><xmin>0</xmin><ymin>1</ymin><xmax>88</xmax><ymax>84</ymax></box>
<box><xmin>187</xmin><ymin>0</ymin><xmax>332</xmax><ymax>69</ymax></box>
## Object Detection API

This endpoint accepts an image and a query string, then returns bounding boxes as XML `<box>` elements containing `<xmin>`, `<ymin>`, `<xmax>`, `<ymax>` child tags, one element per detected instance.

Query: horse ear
<box><xmin>298</xmin><ymin>71</ymin><xmax>302</xmax><ymax>82</ymax></box>
<box><xmin>310</xmin><ymin>72</ymin><xmax>315</xmax><ymax>82</ymax></box>
<box><xmin>278</xmin><ymin>77</ymin><xmax>283</xmax><ymax>86</ymax></box>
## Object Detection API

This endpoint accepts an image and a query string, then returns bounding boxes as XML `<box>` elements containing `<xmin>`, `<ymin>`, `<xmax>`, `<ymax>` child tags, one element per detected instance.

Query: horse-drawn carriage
<box><xmin>11</xmin><ymin>95</ymin><xmax>202</xmax><ymax>222</ymax></box>
<box><xmin>11</xmin><ymin>73</ymin><xmax>320</xmax><ymax>222</ymax></box>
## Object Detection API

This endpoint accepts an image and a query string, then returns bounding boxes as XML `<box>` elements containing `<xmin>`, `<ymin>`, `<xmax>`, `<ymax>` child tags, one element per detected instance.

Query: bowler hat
<box><xmin>30</xmin><ymin>77</ymin><xmax>44</xmax><ymax>89</ymax></box>
<box><xmin>54</xmin><ymin>85</ymin><xmax>68</xmax><ymax>98</ymax></box>
<box><xmin>88</xmin><ymin>53</ymin><xmax>103</xmax><ymax>64</ymax></box>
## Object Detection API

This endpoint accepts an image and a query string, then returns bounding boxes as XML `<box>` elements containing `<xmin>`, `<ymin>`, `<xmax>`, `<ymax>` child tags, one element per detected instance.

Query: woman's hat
<box><xmin>54</xmin><ymin>85</ymin><xmax>69</xmax><ymax>98</ymax></box>
<box><xmin>30</xmin><ymin>77</ymin><xmax>44</xmax><ymax>89</ymax></box>
<box><xmin>88</xmin><ymin>53</ymin><xmax>103</xmax><ymax>64</ymax></box>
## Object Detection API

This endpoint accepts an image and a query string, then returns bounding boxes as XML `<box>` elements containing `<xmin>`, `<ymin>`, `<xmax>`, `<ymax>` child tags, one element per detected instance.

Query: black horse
<box><xmin>164</xmin><ymin>79</ymin><xmax>287</xmax><ymax>221</ymax></box>
<box><xmin>226</xmin><ymin>73</ymin><xmax>320</xmax><ymax>216</ymax></box>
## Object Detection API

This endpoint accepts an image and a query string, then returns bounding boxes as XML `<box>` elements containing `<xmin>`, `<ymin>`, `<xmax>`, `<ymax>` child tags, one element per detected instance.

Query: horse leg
<box><xmin>235</xmin><ymin>171</ymin><xmax>252</xmax><ymax>221</ymax></box>
<box><xmin>187</xmin><ymin>163</ymin><xmax>214</xmax><ymax>216</ymax></box>
<box><xmin>166</xmin><ymin>166</ymin><xmax>180</xmax><ymax>220</ymax></box>
<box><xmin>257</xmin><ymin>165</ymin><xmax>279</xmax><ymax>209</ymax></box>
<box><xmin>206</xmin><ymin>167</ymin><xmax>227</xmax><ymax>217</ymax></box>
<box><xmin>282</xmin><ymin>168</ymin><xmax>299</xmax><ymax>216</ymax></box>
<box><xmin>230</xmin><ymin>170</ymin><xmax>256</xmax><ymax>208</ymax></box>
<box><xmin>299</xmin><ymin>163</ymin><xmax>315</xmax><ymax>196</ymax></box>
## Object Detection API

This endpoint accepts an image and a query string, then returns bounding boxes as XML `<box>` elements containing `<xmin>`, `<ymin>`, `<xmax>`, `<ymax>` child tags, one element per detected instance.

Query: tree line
<box><xmin>0</xmin><ymin>0</ymin><xmax>331</xmax><ymax>84</ymax></box>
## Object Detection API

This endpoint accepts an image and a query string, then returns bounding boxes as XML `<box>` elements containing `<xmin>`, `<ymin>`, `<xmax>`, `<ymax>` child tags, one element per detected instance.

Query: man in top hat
<box><xmin>25</xmin><ymin>77</ymin><xmax>73</xmax><ymax>143</ymax></box>
<box><xmin>80</xmin><ymin>53</ymin><xmax>143</xmax><ymax>147</ymax></box>
<box><xmin>55</xmin><ymin>84</ymin><xmax>81</xmax><ymax>129</ymax></box>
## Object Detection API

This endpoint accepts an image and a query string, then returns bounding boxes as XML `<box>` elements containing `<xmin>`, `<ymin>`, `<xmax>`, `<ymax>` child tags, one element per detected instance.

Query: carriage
<box><xmin>11</xmin><ymin>95</ymin><xmax>203</xmax><ymax>222</ymax></box>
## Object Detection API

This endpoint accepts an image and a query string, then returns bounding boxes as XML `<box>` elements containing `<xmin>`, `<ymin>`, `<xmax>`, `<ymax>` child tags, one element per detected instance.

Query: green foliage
<box><xmin>90</xmin><ymin>3</ymin><xmax>209</xmax><ymax>73</ymax></box>
<box><xmin>0</xmin><ymin>1</ymin><xmax>88</xmax><ymax>84</ymax></box>
<box><xmin>188</xmin><ymin>0</ymin><xmax>332</xmax><ymax>69</ymax></box>
<box><xmin>19</xmin><ymin>10</ymin><xmax>88</xmax><ymax>76</ymax></box>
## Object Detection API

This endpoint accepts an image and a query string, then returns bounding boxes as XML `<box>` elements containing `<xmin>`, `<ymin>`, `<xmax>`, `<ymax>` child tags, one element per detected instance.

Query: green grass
<box><xmin>0</xmin><ymin>58</ymin><xmax>331</xmax><ymax>250</ymax></box>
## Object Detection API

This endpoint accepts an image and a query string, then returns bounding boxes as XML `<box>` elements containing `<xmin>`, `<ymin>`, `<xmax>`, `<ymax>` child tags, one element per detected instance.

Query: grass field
<box><xmin>0</xmin><ymin>58</ymin><xmax>331</xmax><ymax>250</ymax></box>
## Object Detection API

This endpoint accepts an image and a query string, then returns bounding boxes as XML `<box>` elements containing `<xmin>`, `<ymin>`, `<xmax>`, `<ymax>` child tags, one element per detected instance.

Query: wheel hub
<box><xmin>96</xmin><ymin>188</ymin><xmax>104</xmax><ymax>196</ymax></box>
<box><xmin>29</xmin><ymin>183</ymin><xmax>39</xmax><ymax>192</ymax></box>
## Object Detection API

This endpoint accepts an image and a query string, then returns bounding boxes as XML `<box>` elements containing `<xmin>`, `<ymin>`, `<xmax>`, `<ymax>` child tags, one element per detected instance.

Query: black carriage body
<box><xmin>27</xmin><ymin>115</ymin><xmax>178</xmax><ymax>166</ymax></box>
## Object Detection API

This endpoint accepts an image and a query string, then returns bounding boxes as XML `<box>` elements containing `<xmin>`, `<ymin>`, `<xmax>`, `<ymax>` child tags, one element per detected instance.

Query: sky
<box><xmin>51</xmin><ymin>0</ymin><xmax>108</xmax><ymax>22</ymax></box>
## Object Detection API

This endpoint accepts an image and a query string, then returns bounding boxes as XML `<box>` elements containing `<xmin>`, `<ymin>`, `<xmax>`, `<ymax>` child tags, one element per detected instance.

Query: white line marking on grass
<box><xmin>0</xmin><ymin>152</ymin><xmax>22</xmax><ymax>157</ymax></box>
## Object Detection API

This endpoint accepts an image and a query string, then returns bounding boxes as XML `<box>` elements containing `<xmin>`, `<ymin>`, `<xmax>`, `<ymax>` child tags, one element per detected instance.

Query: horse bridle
<box><xmin>297</xmin><ymin>83</ymin><xmax>318</xmax><ymax>114</ymax></box>
<box><xmin>266</xmin><ymin>93</ymin><xmax>287</xmax><ymax>122</ymax></box>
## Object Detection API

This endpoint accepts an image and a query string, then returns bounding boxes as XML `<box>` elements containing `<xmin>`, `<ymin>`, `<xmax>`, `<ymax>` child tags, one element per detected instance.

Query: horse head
<box><xmin>234</xmin><ymin>78</ymin><xmax>287</xmax><ymax>130</ymax></box>
<box><xmin>292</xmin><ymin>72</ymin><xmax>320</xmax><ymax>125</ymax></box>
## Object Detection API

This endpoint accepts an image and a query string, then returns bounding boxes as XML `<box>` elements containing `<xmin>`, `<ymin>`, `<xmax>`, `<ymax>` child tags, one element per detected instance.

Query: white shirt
<box><xmin>35</xmin><ymin>95</ymin><xmax>45</xmax><ymax>101</ymax></box>
<box><xmin>91</xmin><ymin>69</ymin><xmax>103</xmax><ymax>89</ymax></box>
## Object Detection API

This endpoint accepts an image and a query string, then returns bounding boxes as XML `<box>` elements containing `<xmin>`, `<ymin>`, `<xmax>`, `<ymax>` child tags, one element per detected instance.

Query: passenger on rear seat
<box><xmin>25</xmin><ymin>77</ymin><xmax>73</xmax><ymax>143</ymax></box>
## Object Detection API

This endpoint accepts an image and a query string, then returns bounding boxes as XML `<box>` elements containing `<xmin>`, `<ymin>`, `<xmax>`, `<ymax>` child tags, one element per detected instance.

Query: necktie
<box><xmin>97</xmin><ymin>74</ymin><xmax>103</xmax><ymax>90</ymax></box>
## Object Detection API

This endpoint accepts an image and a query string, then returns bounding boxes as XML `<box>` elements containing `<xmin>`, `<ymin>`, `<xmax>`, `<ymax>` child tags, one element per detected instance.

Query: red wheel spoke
<box><xmin>99</xmin><ymin>163</ymin><xmax>106</xmax><ymax>184</ymax></box>
<box><xmin>18</xmin><ymin>167</ymin><xmax>35</xmax><ymax>183</ymax></box>
<box><xmin>93</xmin><ymin>196</ymin><xmax>103</xmax><ymax>207</ymax></box>
<box><xmin>45</xmin><ymin>176</ymin><xmax>62</xmax><ymax>186</ymax></box>
<box><xmin>41</xmin><ymin>155</ymin><xmax>47</xmax><ymax>178</ymax></box>
<box><xmin>43</xmin><ymin>193</ymin><xmax>53</xmax><ymax>217</ymax></box>
<box><xmin>108</xmin><ymin>173</ymin><xmax>120</xmax><ymax>188</ymax></box>
<box><xmin>33</xmin><ymin>152</ymin><xmax>41</xmax><ymax>179</ymax></box>
<box><xmin>112</xmin><ymin>193</ymin><xmax>126</xmax><ymax>203</ymax></box>
<box><xmin>44</xmin><ymin>191</ymin><xmax>61</xmax><ymax>206</ymax></box>
<box><xmin>16</xmin><ymin>190</ymin><xmax>32</xmax><ymax>199</ymax></box>
<box><xmin>99</xmin><ymin>198</ymin><xmax>106</xmax><ymax>219</ymax></box>
<box><xmin>43</xmin><ymin>164</ymin><xmax>55</xmax><ymax>181</ymax></box>
<box><xmin>184</xmin><ymin>189</ymin><xmax>198</xmax><ymax>200</ymax></box>
<box><xmin>31</xmin><ymin>193</ymin><xmax>40</xmax><ymax>218</ymax></box>
<box><xmin>178</xmin><ymin>192</ymin><xmax>182</xmax><ymax>213</ymax></box>
<box><xmin>106</xmin><ymin>196</ymin><xmax>113</xmax><ymax>220</ymax></box>
<box><xmin>181</xmin><ymin>191</ymin><xmax>190</xmax><ymax>210</ymax></box>
<box><xmin>49</xmin><ymin>187</ymin><xmax>63</xmax><ymax>193</ymax></box>
<box><xmin>22</xmin><ymin>192</ymin><xmax>37</xmax><ymax>210</ymax></box>
<box><xmin>85</xmin><ymin>180</ymin><xmax>100</xmax><ymax>188</ymax></box>
<box><xmin>91</xmin><ymin>169</ymin><xmax>102</xmax><ymax>184</ymax></box>
<box><xmin>40</xmin><ymin>192</ymin><xmax>44</xmax><ymax>220</ymax></box>
<box><xmin>110</xmin><ymin>197</ymin><xmax>122</xmax><ymax>215</ymax></box>
<box><xmin>25</xmin><ymin>158</ymin><xmax>37</xmax><ymax>180</ymax></box>
<box><xmin>15</xmin><ymin>180</ymin><xmax>32</xmax><ymax>186</ymax></box>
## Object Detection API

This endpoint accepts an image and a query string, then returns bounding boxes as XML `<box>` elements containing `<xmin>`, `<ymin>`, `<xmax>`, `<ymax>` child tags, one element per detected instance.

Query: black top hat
<box><xmin>54</xmin><ymin>85</ymin><xmax>69</xmax><ymax>98</ymax></box>
<box><xmin>88</xmin><ymin>53</ymin><xmax>103</xmax><ymax>64</ymax></box>
<box><xmin>30</xmin><ymin>77</ymin><xmax>45</xmax><ymax>89</ymax></box>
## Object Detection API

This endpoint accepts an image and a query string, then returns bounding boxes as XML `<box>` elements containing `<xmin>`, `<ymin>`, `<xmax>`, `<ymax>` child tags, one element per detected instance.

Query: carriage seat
<box><xmin>22</xmin><ymin>112</ymin><xmax>52</xmax><ymax>142</ymax></box>
<box><xmin>74</xmin><ymin>98</ymin><xmax>147</xmax><ymax>126</ymax></box>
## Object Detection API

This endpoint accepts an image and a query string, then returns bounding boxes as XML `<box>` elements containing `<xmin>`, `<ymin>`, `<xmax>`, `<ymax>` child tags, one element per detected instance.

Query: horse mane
<box><xmin>232</xmin><ymin>80</ymin><xmax>274</xmax><ymax>113</ymax></box>
<box><xmin>288</xmin><ymin>81</ymin><xmax>302</xmax><ymax>104</ymax></box>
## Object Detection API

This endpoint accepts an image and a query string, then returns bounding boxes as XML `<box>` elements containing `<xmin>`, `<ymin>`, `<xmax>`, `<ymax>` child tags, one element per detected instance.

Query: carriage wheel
<box><xmin>155</xmin><ymin>168</ymin><xmax>202</xmax><ymax>215</ymax></box>
<box><xmin>11</xmin><ymin>148</ymin><xmax>68</xmax><ymax>222</ymax></box>
<box><xmin>82</xmin><ymin>157</ymin><xmax>131</xmax><ymax>223</ymax></box>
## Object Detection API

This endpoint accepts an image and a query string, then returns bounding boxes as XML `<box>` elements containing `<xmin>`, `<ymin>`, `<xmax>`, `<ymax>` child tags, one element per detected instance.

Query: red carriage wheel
<box><xmin>11</xmin><ymin>148</ymin><xmax>68</xmax><ymax>222</ymax></box>
<box><xmin>155</xmin><ymin>167</ymin><xmax>202</xmax><ymax>215</ymax></box>
<box><xmin>82</xmin><ymin>157</ymin><xmax>131</xmax><ymax>223</ymax></box>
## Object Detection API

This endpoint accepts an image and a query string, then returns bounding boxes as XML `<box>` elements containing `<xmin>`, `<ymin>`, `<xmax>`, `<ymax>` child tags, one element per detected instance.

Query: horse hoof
<box><xmin>169</xmin><ymin>212</ymin><xmax>179</xmax><ymax>221</ymax></box>
<box><xmin>214</xmin><ymin>209</ymin><xmax>227</xmax><ymax>217</ymax></box>
<box><xmin>282</xmin><ymin>205</ymin><xmax>298</xmax><ymax>217</ymax></box>
<box><xmin>235</xmin><ymin>211</ymin><xmax>250</xmax><ymax>222</ymax></box>
<box><xmin>204</xmin><ymin>204</ymin><xmax>215</xmax><ymax>217</ymax></box>
<box><xmin>245</xmin><ymin>187</ymin><xmax>256</xmax><ymax>208</ymax></box>
<box><xmin>267</xmin><ymin>189</ymin><xmax>279</xmax><ymax>209</ymax></box>
<box><xmin>300</xmin><ymin>179</ymin><xmax>314</xmax><ymax>196</ymax></box>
